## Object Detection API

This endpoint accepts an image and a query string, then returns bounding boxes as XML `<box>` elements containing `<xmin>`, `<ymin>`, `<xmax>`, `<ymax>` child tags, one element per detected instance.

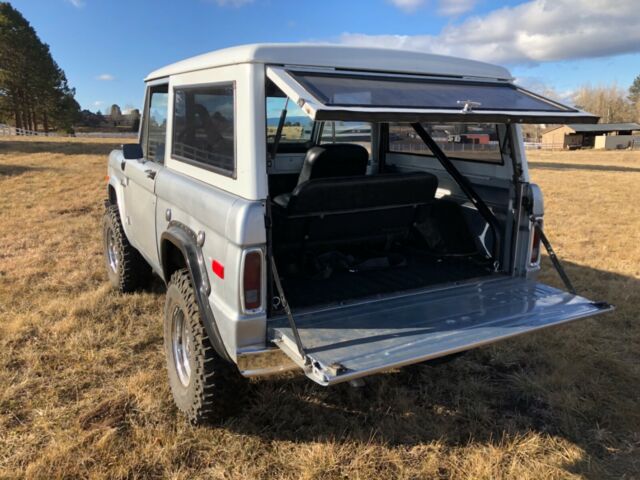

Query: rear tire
<box><xmin>102</xmin><ymin>204</ymin><xmax>152</xmax><ymax>293</ymax></box>
<box><xmin>163</xmin><ymin>268</ymin><xmax>246</xmax><ymax>424</ymax></box>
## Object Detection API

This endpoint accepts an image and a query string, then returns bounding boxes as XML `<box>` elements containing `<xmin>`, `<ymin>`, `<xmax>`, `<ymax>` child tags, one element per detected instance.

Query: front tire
<box><xmin>102</xmin><ymin>204</ymin><xmax>152</xmax><ymax>293</ymax></box>
<box><xmin>163</xmin><ymin>268</ymin><xmax>246</xmax><ymax>424</ymax></box>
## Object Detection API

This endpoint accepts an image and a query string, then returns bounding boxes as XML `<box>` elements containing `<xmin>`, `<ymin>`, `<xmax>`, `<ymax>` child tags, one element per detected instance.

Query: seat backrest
<box><xmin>288</xmin><ymin>172</ymin><xmax>438</xmax><ymax>216</ymax></box>
<box><xmin>274</xmin><ymin>172</ymin><xmax>439</xmax><ymax>251</ymax></box>
<box><xmin>297</xmin><ymin>143</ymin><xmax>368</xmax><ymax>184</ymax></box>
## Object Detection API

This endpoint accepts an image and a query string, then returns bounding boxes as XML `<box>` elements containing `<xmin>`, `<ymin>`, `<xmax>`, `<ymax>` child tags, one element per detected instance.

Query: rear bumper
<box><xmin>236</xmin><ymin>347</ymin><xmax>300</xmax><ymax>377</ymax></box>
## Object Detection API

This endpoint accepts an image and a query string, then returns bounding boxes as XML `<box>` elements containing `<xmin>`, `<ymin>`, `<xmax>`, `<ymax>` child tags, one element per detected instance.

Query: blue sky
<box><xmin>11</xmin><ymin>0</ymin><xmax>640</xmax><ymax>112</ymax></box>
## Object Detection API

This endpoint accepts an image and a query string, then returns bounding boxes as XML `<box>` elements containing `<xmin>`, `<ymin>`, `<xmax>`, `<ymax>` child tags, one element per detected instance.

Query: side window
<box><xmin>320</xmin><ymin>121</ymin><xmax>372</xmax><ymax>155</ymax></box>
<box><xmin>388</xmin><ymin>123</ymin><xmax>503</xmax><ymax>164</ymax></box>
<box><xmin>172</xmin><ymin>83</ymin><xmax>235</xmax><ymax>177</ymax></box>
<box><xmin>266</xmin><ymin>96</ymin><xmax>312</xmax><ymax>146</ymax></box>
<box><xmin>143</xmin><ymin>84</ymin><xmax>169</xmax><ymax>163</ymax></box>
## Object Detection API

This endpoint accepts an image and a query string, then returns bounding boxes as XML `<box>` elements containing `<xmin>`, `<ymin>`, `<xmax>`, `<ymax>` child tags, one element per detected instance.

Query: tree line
<box><xmin>0</xmin><ymin>2</ymin><xmax>80</xmax><ymax>133</ymax></box>
<box><xmin>572</xmin><ymin>77</ymin><xmax>640</xmax><ymax>124</ymax></box>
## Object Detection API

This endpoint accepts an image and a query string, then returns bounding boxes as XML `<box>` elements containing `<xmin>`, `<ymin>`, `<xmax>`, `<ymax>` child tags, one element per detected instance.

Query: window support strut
<box><xmin>410</xmin><ymin>122</ymin><xmax>502</xmax><ymax>268</ymax></box>
<box><xmin>531</xmin><ymin>219</ymin><xmax>576</xmax><ymax>295</ymax></box>
<box><xmin>269</xmin><ymin>255</ymin><xmax>308</xmax><ymax>363</ymax></box>
<box><xmin>270</xmin><ymin>97</ymin><xmax>289</xmax><ymax>160</ymax></box>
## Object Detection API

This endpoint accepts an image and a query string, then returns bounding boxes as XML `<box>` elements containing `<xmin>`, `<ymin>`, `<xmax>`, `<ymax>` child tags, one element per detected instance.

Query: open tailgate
<box><xmin>269</xmin><ymin>277</ymin><xmax>612</xmax><ymax>386</ymax></box>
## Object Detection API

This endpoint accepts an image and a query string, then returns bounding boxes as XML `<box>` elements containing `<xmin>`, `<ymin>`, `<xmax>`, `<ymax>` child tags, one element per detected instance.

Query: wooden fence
<box><xmin>0</xmin><ymin>124</ymin><xmax>136</xmax><ymax>139</ymax></box>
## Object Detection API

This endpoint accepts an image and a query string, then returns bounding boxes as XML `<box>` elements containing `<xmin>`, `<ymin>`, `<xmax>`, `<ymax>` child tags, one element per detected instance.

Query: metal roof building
<box><xmin>541</xmin><ymin>123</ymin><xmax>640</xmax><ymax>149</ymax></box>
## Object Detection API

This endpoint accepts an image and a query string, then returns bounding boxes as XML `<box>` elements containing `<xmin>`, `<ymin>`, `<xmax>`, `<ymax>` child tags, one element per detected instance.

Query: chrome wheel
<box><xmin>171</xmin><ymin>307</ymin><xmax>192</xmax><ymax>387</ymax></box>
<box><xmin>106</xmin><ymin>226</ymin><xmax>119</xmax><ymax>273</ymax></box>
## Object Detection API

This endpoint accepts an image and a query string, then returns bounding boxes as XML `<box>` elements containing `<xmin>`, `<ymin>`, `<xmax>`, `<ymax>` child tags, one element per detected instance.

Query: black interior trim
<box><xmin>411</xmin><ymin>122</ymin><xmax>502</xmax><ymax>267</ymax></box>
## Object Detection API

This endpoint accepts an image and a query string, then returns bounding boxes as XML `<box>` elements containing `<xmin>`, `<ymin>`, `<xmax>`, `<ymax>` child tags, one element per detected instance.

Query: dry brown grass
<box><xmin>0</xmin><ymin>137</ymin><xmax>639</xmax><ymax>479</ymax></box>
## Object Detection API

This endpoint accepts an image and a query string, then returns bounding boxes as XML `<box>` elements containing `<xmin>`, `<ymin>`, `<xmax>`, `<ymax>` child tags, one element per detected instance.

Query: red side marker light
<box><xmin>212</xmin><ymin>260</ymin><xmax>225</xmax><ymax>279</ymax></box>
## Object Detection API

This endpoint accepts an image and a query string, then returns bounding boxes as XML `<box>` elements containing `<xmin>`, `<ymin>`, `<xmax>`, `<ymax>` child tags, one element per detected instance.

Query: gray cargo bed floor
<box><xmin>280</xmin><ymin>252</ymin><xmax>494</xmax><ymax>309</ymax></box>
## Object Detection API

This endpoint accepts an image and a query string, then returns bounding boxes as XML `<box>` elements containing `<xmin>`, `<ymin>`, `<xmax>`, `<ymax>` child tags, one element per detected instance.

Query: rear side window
<box><xmin>388</xmin><ymin>123</ymin><xmax>503</xmax><ymax>164</ymax></box>
<box><xmin>172</xmin><ymin>83</ymin><xmax>235</xmax><ymax>177</ymax></box>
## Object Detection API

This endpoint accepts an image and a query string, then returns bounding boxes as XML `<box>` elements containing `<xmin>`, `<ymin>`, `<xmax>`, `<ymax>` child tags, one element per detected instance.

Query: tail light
<box><xmin>530</xmin><ymin>222</ymin><xmax>542</xmax><ymax>265</ymax></box>
<box><xmin>242</xmin><ymin>249</ymin><xmax>263</xmax><ymax>312</ymax></box>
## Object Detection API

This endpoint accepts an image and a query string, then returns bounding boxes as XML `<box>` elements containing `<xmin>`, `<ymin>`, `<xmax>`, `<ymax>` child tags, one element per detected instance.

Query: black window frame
<box><xmin>171</xmin><ymin>81</ymin><xmax>237</xmax><ymax>179</ymax></box>
<box><xmin>386</xmin><ymin>122</ymin><xmax>506</xmax><ymax>166</ymax></box>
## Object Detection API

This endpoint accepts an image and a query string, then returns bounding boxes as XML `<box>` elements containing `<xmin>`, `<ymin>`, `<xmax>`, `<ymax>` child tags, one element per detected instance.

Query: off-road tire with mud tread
<box><xmin>163</xmin><ymin>268</ymin><xmax>246</xmax><ymax>425</ymax></box>
<box><xmin>102</xmin><ymin>204</ymin><xmax>152</xmax><ymax>293</ymax></box>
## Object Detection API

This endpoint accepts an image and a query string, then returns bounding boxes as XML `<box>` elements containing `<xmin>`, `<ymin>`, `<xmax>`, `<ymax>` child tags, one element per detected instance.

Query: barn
<box><xmin>541</xmin><ymin>123</ymin><xmax>640</xmax><ymax>149</ymax></box>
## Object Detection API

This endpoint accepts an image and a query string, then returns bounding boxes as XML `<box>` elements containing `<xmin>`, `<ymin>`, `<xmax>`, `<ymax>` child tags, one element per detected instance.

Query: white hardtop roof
<box><xmin>145</xmin><ymin>43</ymin><xmax>512</xmax><ymax>81</ymax></box>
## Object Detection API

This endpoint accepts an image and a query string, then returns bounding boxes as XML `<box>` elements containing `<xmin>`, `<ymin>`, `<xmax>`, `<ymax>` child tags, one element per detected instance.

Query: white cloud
<box><xmin>96</xmin><ymin>74</ymin><xmax>115</xmax><ymax>81</ymax></box>
<box><xmin>66</xmin><ymin>0</ymin><xmax>84</xmax><ymax>7</ymax></box>
<box><xmin>389</xmin><ymin>0</ymin><xmax>475</xmax><ymax>15</ymax></box>
<box><xmin>93</xmin><ymin>101</ymin><xmax>104</xmax><ymax>107</ymax></box>
<box><xmin>212</xmin><ymin>0</ymin><xmax>254</xmax><ymax>6</ymax></box>
<box><xmin>341</xmin><ymin>0</ymin><xmax>640</xmax><ymax>65</ymax></box>
<box><xmin>388</xmin><ymin>0</ymin><xmax>426</xmax><ymax>13</ymax></box>
<box><xmin>438</xmin><ymin>0</ymin><xmax>476</xmax><ymax>16</ymax></box>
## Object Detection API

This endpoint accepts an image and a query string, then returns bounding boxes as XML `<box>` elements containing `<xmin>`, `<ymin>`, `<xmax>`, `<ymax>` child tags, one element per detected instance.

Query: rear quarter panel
<box><xmin>155</xmin><ymin>168</ymin><xmax>267</xmax><ymax>361</ymax></box>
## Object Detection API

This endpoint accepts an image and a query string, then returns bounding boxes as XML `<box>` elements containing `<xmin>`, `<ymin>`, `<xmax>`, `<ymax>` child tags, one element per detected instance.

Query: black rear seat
<box><xmin>272</xmin><ymin>172</ymin><xmax>438</xmax><ymax>252</ymax></box>
<box><xmin>271</xmin><ymin>143</ymin><xmax>438</xmax><ymax>253</ymax></box>
<box><xmin>274</xmin><ymin>143</ymin><xmax>369</xmax><ymax>209</ymax></box>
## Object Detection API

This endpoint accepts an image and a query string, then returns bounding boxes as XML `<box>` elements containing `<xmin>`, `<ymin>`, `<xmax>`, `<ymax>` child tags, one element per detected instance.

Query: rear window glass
<box><xmin>290</xmin><ymin>71</ymin><xmax>572</xmax><ymax>112</ymax></box>
<box><xmin>320</xmin><ymin>121</ymin><xmax>372</xmax><ymax>155</ymax></box>
<box><xmin>388</xmin><ymin>123</ymin><xmax>503</xmax><ymax>164</ymax></box>
<box><xmin>172</xmin><ymin>83</ymin><xmax>235</xmax><ymax>176</ymax></box>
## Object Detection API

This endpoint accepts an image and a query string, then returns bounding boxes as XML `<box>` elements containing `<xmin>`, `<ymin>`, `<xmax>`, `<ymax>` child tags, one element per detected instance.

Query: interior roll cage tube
<box><xmin>410</xmin><ymin>122</ymin><xmax>502</xmax><ymax>269</ymax></box>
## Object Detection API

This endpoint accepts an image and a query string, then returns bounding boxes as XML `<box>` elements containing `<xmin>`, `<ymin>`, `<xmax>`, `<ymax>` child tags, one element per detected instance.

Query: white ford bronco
<box><xmin>103</xmin><ymin>44</ymin><xmax>613</xmax><ymax>424</ymax></box>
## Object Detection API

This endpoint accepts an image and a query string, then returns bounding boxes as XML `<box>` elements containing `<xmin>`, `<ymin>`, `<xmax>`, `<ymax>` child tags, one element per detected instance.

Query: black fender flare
<box><xmin>160</xmin><ymin>222</ymin><xmax>232</xmax><ymax>363</ymax></box>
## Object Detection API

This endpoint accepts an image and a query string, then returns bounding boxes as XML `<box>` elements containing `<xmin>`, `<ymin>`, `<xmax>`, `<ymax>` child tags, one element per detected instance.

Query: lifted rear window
<box><xmin>290</xmin><ymin>71</ymin><xmax>572</xmax><ymax>112</ymax></box>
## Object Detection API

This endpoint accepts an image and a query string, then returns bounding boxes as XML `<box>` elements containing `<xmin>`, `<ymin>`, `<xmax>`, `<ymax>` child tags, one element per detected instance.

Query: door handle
<box><xmin>145</xmin><ymin>169</ymin><xmax>157</xmax><ymax>180</ymax></box>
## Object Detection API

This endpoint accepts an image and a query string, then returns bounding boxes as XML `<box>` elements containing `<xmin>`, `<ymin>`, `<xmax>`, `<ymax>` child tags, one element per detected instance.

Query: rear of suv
<box><xmin>103</xmin><ymin>44</ymin><xmax>613</xmax><ymax>424</ymax></box>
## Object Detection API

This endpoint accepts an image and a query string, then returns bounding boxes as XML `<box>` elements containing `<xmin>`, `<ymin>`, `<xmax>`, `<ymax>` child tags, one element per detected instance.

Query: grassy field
<box><xmin>0</xmin><ymin>137</ymin><xmax>639</xmax><ymax>479</ymax></box>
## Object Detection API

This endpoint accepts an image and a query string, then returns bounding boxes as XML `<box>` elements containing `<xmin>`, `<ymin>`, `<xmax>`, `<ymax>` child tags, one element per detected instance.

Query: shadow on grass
<box><xmin>529</xmin><ymin>161</ymin><xmax>640</xmax><ymax>173</ymax></box>
<box><xmin>0</xmin><ymin>140</ymin><xmax>122</xmax><ymax>156</ymax></box>
<box><xmin>0</xmin><ymin>164</ymin><xmax>51</xmax><ymax>177</ymax></box>
<box><xmin>204</xmin><ymin>260</ymin><xmax>635</xmax><ymax>478</ymax></box>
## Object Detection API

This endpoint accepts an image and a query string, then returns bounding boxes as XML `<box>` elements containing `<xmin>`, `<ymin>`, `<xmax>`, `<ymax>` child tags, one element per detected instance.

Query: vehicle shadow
<box><xmin>220</xmin><ymin>260</ymin><xmax>638</xmax><ymax>478</ymax></box>
<box><xmin>0</xmin><ymin>139</ymin><xmax>123</xmax><ymax>156</ymax></box>
<box><xmin>528</xmin><ymin>161</ymin><xmax>640</xmax><ymax>173</ymax></box>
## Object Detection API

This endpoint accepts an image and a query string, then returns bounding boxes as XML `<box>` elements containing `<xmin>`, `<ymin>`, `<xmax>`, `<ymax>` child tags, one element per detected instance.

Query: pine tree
<box><xmin>0</xmin><ymin>2</ymin><xmax>80</xmax><ymax>132</ymax></box>
<box><xmin>629</xmin><ymin>75</ymin><xmax>640</xmax><ymax>105</ymax></box>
